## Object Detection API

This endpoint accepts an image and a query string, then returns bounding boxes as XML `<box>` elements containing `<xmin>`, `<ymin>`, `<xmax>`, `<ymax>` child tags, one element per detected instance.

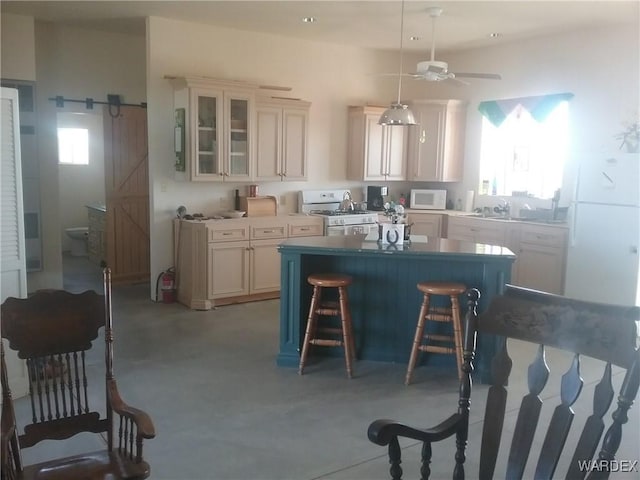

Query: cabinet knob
<box><xmin>420</xmin><ymin>130</ymin><xmax>427</xmax><ymax>144</ymax></box>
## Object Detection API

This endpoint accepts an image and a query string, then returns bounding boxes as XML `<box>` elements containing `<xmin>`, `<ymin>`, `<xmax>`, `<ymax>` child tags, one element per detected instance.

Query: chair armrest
<box><xmin>1</xmin><ymin>397</ymin><xmax>18</xmax><ymax>473</ymax></box>
<box><xmin>107</xmin><ymin>379</ymin><xmax>156</xmax><ymax>439</ymax></box>
<box><xmin>368</xmin><ymin>413</ymin><xmax>463</xmax><ymax>446</ymax></box>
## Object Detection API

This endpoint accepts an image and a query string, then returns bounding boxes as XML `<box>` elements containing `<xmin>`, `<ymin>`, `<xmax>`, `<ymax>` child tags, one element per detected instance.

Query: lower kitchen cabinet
<box><xmin>250</xmin><ymin>239</ymin><xmax>282</xmax><ymax>294</ymax></box>
<box><xmin>446</xmin><ymin>216</ymin><xmax>568</xmax><ymax>294</ymax></box>
<box><xmin>208</xmin><ymin>240</ymin><xmax>250</xmax><ymax>299</ymax></box>
<box><xmin>176</xmin><ymin>215</ymin><xmax>323</xmax><ymax>309</ymax></box>
<box><xmin>406</xmin><ymin>212</ymin><xmax>444</xmax><ymax>238</ymax></box>
<box><xmin>447</xmin><ymin>216</ymin><xmax>507</xmax><ymax>245</ymax></box>
<box><xmin>510</xmin><ymin>223</ymin><xmax>568</xmax><ymax>294</ymax></box>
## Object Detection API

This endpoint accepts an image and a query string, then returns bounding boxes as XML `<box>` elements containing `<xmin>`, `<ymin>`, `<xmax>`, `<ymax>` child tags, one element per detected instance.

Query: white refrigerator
<box><xmin>564</xmin><ymin>152</ymin><xmax>640</xmax><ymax>306</ymax></box>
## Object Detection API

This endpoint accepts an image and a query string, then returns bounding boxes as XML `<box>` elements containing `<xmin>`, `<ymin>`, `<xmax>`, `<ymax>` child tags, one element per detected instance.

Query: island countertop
<box><xmin>278</xmin><ymin>234</ymin><xmax>516</xmax><ymax>259</ymax></box>
<box><xmin>277</xmin><ymin>234</ymin><xmax>516</xmax><ymax>383</ymax></box>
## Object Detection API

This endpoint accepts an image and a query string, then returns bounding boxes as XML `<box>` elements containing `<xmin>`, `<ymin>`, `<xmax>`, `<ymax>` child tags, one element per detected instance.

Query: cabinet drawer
<box><xmin>208</xmin><ymin>226</ymin><xmax>249</xmax><ymax>242</ymax></box>
<box><xmin>519</xmin><ymin>225</ymin><xmax>567</xmax><ymax>248</ymax></box>
<box><xmin>251</xmin><ymin>225</ymin><xmax>287</xmax><ymax>240</ymax></box>
<box><xmin>288</xmin><ymin>223</ymin><xmax>323</xmax><ymax>237</ymax></box>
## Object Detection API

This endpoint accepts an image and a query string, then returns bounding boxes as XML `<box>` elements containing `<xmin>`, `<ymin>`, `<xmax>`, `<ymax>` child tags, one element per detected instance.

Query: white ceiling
<box><xmin>2</xmin><ymin>1</ymin><xmax>638</xmax><ymax>54</ymax></box>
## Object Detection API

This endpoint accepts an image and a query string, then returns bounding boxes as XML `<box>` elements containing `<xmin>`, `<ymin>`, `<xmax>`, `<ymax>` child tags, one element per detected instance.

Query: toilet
<box><xmin>65</xmin><ymin>227</ymin><xmax>89</xmax><ymax>256</ymax></box>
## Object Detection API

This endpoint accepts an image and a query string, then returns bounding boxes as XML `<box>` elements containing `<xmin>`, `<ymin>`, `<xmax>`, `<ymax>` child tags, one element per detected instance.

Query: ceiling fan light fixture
<box><xmin>379</xmin><ymin>0</ymin><xmax>416</xmax><ymax>127</ymax></box>
<box><xmin>379</xmin><ymin>103</ymin><xmax>417</xmax><ymax>126</ymax></box>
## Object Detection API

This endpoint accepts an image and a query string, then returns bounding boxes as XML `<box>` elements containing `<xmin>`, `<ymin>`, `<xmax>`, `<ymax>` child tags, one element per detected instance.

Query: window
<box><xmin>479</xmin><ymin>98</ymin><xmax>570</xmax><ymax>199</ymax></box>
<box><xmin>58</xmin><ymin>127</ymin><xmax>89</xmax><ymax>165</ymax></box>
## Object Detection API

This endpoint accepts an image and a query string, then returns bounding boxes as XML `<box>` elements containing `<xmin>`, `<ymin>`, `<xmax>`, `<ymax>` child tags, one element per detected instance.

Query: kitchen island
<box><xmin>277</xmin><ymin>235</ymin><xmax>516</xmax><ymax>383</ymax></box>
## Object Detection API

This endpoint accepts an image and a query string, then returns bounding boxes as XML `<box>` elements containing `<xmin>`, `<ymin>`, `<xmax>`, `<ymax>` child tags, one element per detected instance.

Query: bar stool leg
<box><xmin>405</xmin><ymin>293</ymin><xmax>431</xmax><ymax>385</ymax></box>
<box><xmin>338</xmin><ymin>286</ymin><xmax>354</xmax><ymax>379</ymax></box>
<box><xmin>299</xmin><ymin>285</ymin><xmax>321</xmax><ymax>375</ymax></box>
<box><xmin>450</xmin><ymin>295</ymin><xmax>464</xmax><ymax>380</ymax></box>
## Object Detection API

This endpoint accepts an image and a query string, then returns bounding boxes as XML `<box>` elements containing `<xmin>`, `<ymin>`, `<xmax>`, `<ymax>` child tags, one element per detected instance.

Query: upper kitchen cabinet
<box><xmin>255</xmin><ymin>97</ymin><xmax>310</xmax><ymax>181</ymax></box>
<box><xmin>347</xmin><ymin>105</ymin><xmax>407</xmax><ymax>181</ymax></box>
<box><xmin>407</xmin><ymin>100</ymin><xmax>466</xmax><ymax>182</ymax></box>
<box><xmin>171</xmin><ymin>77</ymin><xmax>254</xmax><ymax>182</ymax></box>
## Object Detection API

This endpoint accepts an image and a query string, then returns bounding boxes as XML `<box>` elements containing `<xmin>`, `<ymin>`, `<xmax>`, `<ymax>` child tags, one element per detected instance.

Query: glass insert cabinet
<box><xmin>171</xmin><ymin>77</ymin><xmax>254</xmax><ymax>182</ymax></box>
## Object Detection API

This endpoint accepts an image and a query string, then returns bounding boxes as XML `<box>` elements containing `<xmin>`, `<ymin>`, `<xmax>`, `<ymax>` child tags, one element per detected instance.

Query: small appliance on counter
<box><xmin>409</xmin><ymin>189</ymin><xmax>447</xmax><ymax>210</ymax></box>
<box><xmin>366</xmin><ymin>186</ymin><xmax>388</xmax><ymax>211</ymax></box>
<box><xmin>239</xmin><ymin>196</ymin><xmax>278</xmax><ymax>216</ymax></box>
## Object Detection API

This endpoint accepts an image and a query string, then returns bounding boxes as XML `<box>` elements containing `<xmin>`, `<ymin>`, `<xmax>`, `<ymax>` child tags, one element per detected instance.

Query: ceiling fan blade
<box><xmin>454</xmin><ymin>72</ymin><xmax>502</xmax><ymax>80</ymax></box>
<box><xmin>445</xmin><ymin>77</ymin><xmax>470</xmax><ymax>87</ymax></box>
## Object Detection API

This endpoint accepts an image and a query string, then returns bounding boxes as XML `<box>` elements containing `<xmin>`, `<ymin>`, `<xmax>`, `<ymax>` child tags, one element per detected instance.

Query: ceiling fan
<box><xmin>409</xmin><ymin>7</ymin><xmax>502</xmax><ymax>85</ymax></box>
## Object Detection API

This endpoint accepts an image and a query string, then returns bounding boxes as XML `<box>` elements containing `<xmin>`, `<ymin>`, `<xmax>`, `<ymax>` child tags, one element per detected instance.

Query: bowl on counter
<box><xmin>220</xmin><ymin>210</ymin><xmax>246</xmax><ymax>218</ymax></box>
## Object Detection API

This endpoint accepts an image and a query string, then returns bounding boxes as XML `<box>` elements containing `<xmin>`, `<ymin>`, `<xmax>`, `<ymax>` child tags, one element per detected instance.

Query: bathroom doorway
<box><xmin>56</xmin><ymin>109</ymin><xmax>105</xmax><ymax>290</ymax></box>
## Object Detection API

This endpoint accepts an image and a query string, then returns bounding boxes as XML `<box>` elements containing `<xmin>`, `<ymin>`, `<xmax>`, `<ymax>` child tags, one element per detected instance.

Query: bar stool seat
<box><xmin>405</xmin><ymin>281</ymin><xmax>467</xmax><ymax>385</ymax></box>
<box><xmin>299</xmin><ymin>273</ymin><xmax>356</xmax><ymax>378</ymax></box>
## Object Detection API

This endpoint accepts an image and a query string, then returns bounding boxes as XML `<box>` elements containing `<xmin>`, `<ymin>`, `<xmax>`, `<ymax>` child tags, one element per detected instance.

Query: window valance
<box><xmin>478</xmin><ymin>92</ymin><xmax>574</xmax><ymax>127</ymax></box>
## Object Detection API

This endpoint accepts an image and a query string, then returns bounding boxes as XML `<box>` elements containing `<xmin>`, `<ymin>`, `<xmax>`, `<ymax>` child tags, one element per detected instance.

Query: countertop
<box><xmin>278</xmin><ymin>233</ymin><xmax>515</xmax><ymax>258</ymax></box>
<box><xmin>86</xmin><ymin>203</ymin><xmax>106</xmax><ymax>212</ymax></box>
<box><xmin>387</xmin><ymin>209</ymin><xmax>569</xmax><ymax>227</ymax></box>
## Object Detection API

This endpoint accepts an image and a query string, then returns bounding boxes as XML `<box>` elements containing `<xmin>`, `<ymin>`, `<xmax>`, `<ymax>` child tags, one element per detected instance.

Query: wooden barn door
<box><xmin>103</xmin><ymin>105</ymin><xmax>149</xmax><ymax>284</ymax></box>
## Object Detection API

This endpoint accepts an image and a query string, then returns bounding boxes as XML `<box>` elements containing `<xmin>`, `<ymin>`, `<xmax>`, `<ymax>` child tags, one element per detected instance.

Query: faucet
<box><xmin>493</xmin><ymin>199</ymin><xmax>511</xmax><ymax>218</ymax></box>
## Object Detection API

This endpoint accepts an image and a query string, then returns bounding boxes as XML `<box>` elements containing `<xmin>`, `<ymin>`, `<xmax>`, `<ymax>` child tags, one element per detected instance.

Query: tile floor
<box><xmin>9</xmin><ymin>254</ymin><xmax>640</xmax><ymax>479</ymax></box>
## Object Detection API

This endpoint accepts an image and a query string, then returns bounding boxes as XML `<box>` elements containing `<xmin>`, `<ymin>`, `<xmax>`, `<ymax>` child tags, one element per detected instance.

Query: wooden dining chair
<box><xmin>368</xmin><ymin>285</ymin><xmax>640</xmax><ymax>480</ymax></box>
<box><xmin>1</xmin><ymin>268</ymin><xmax>155</xmax><ymax>480</ymax></box>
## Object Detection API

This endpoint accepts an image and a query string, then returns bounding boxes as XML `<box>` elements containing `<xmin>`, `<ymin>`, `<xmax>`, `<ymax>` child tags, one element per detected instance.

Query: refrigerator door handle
<box><xmin>570</xmin><ymin>203</ymin><xmax>578</xmax><ymax>246</ymax></box>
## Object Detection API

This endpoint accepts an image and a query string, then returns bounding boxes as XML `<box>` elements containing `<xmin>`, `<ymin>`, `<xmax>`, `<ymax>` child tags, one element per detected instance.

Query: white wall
<box><xmin>1</xmin><ymin>14</ymin><xmax>36</xmax><ymax>80</ymax></box>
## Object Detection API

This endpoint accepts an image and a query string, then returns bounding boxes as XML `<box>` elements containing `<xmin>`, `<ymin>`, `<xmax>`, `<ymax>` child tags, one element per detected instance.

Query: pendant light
<box><xmin>379</xmin><ymin>0</ymin><xmax>416</xmax><ymax>126</ymax></box>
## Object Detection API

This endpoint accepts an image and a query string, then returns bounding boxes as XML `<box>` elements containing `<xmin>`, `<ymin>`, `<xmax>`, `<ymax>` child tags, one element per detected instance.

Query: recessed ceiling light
<box><xmin>302</xmin><ymin>17</ymin><xmax>316</xmax><ymax>23</ymax></box>
<box><xmin>410</xmin><ymin>36</ymin><xmax>421</xmax><ymax>41</ymax></box>
<box><xmin>489</xmin><ymin>33</ymin><xmax>502</xmax><ymax>38</ymax></box>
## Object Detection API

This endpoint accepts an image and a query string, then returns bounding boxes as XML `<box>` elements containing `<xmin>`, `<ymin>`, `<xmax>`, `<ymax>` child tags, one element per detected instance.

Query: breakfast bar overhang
<box><xmin>277</xmin><ymin>235</ymin><xmax>516</xmax><ymax>383</ymax></box>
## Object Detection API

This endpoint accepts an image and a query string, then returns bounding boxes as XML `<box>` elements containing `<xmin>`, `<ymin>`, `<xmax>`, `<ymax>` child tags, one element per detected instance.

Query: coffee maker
<box><xmin>366</xmin><ymin>186</ymin><xmax>388</xmax><ymax>211</ymax></box>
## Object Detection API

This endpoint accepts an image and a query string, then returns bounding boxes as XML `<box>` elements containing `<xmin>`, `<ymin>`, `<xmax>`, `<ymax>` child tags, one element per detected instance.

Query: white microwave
<box><xmin>410</xmin><ymin>189</ymin><xmax>447</xmax><ymax>210</ymax></box>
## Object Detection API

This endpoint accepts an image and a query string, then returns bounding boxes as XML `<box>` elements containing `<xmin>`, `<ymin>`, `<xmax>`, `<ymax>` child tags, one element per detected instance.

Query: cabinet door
<box><xmin>408</xmin><ymin>101</ymin><xmax>465</xmax><ymax>182</ymax></box>
<box><xmin>409</xmin><ymin>103</ymin><xmax>445</xmax><ymax>181</ymax></box>
<box><xmin>255</xmin><ymin>105</ymin><xmax>282</xmax><ymax>181</ymax></box>
<box><xmin>282</xmin><ymin>107</ymin><xmax>308</xmax><ymax>180</ymax></box>
<box><xmin>250</xmin><ymin>239</ymin><xmax>282</xmax><ymax>294</ymax></box>
<box><xmin>516</xmin><ymin>243</ymin><xmax>565</xmax><ymax>294</ymax></box>
<box><xmin>208</xmin><ymin>241</ymin><xmax>250</xmax><ymax>299</ymax></box>
<box><xmin>511</xmin><ymin>224</ymin><xmax>567</xmax><ymax>294</ymax></box>
<box><xmin>384</xmin><ymin>126</ymin><xmax>407</xmax><ymax>181</ymax></box>
<box><xmin>408</xmin><ymin>213</ymin><xmax>442</xmax><ymax>237</ymax></box>
<box><xmin>225</xmin><ymin>91</ymin><xmax>253</xmax><ymax>181</ymax></box>
<box><xmin>447</xmin><ymin>217</ymin><xmax>507</xmax><ymax>246</ymax></box>
<box><xmin>364</xmin><ymin>114</ymin><xmax>387</xmax><ymax>180</ymax></box>
<box><xmin>191</xmin><ymin>87</ymin><xmax>223</xmax><ymax>181</ymax></box>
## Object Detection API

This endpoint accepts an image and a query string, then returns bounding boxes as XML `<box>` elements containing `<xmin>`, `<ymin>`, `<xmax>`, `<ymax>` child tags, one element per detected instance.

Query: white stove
<box><xmin>298</xmin><ymin>189</ymin><xmax>378</xmax><ymax>236</ymax></box>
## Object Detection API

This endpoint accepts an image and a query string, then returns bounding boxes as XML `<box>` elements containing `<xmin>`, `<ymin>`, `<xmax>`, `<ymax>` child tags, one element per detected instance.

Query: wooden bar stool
<box><xmin>299</xmin><ymin>273</ymin><xmax>356</xmax><ymax>378</ymax></box>
<box><xmin>405</xmin><ymin>281</ymin><xmax>466</xmax><ymax>385</ymax></box>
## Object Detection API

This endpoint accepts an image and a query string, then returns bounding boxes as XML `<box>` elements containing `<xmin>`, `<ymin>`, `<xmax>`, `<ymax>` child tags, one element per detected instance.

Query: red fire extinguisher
<box><xmin>156</xmin><ymin>268</ymin><xmax>176</xmax><ymax>304</ymax></box>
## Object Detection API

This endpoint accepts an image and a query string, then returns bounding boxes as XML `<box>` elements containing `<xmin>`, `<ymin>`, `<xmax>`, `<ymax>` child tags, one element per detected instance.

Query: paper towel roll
<box><xmin>464</xmin><ymin>190</ymin><xmax>475</xmax><ymax>212</ymax></box>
